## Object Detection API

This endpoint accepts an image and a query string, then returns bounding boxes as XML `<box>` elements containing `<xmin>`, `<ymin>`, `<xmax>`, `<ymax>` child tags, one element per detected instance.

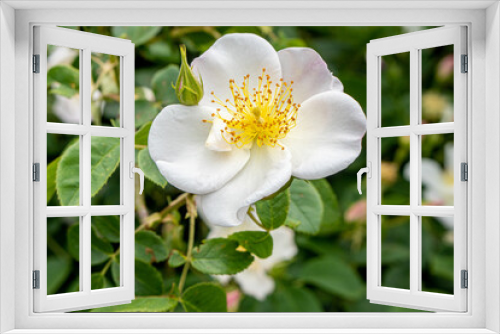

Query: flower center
<box><xmin>205</xmin><ymin>68</ymin><xmax>300</xmax><ymax>150</ymax></box>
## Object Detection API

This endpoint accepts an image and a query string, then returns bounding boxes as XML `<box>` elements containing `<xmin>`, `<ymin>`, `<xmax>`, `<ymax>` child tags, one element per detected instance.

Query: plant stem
<box><xmin>135</xmin><ymin>176</ymin><xmax>149</xmax><ymax>226</ymax></box>
<box><xmin>135</xmin><ymin>193</ymin><xmax>188</xmax><ymax>232</ymax></box>
<box><xmin>178</xmin><ymin>195</ymin><xmax>197</xmax><ymax>294</ymax></box>
<box><xmin>247</xmin><ymin>209</ymin><xmax>267</xmax><ymax>231</ymax></box>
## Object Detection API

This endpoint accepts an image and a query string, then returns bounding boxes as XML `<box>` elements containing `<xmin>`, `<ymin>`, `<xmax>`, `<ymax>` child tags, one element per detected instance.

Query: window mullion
<box><xmin>409</xmin><ymin>48</ymin><xmax>420</xmax><ymax>294</ymax></box>
<box><xmin>81</xmin><ymin>47</ymin><xmax>92</xmax><ymax>293</ymax></box>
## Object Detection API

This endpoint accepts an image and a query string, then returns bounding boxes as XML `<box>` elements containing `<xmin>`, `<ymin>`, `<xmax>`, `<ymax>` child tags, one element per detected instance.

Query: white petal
<box><xmin>52</xmin><ymin>94</ymin><xmax>80</xmax><ymax>124</ymax></box>
<box><xmin>278</xmin><ymin>47</ymin><xmax>343</xmax><ymax>104</ymax></box>
<box><xmin>197</xmin><ymin>145</ymin><xmax>292</xmax><ymax>227</ymax></box>
<box><xmin>436</xmin><ymin>216</ymin><xmax>454</xmax><ymax>230</ymax></box>
<box><xmin>421</xmin><ymin>159</ymin><xmax>444</xmax><ymax>188</ymax></box>
<box><xmin>192</xmin><ymin>33</ymin><xmax>281</xmax><ymax>109</ymax></box>
<box><xmin>261</xmin><ymin>227</ymin><xmax>297</xmax><ymax>270</ymax></box>
<box><xmin>444</xmin><ymin>142</ymin><xmax>454</xmax><ymax>173</ymax></box>
<box><xmin>282</xmin><ymin>91</ymin><xmax>366</xmax><ymax>179</ymax></box>
<box><xmin>234</xmin><ymin>266</ymin><xmax>275</xmax><ymax>301</ymax></box>
<box><xmin>205</xmin><ymin>118</ymin><xmax>233</xmax><ymax>152</ymax></box>
<box><xmin>206</xmin><ymin>211</ymin><xmax>264</xmax><ymax>239</ymax></box>
<box><xmin>148</xmin><ymin>104</ymin><xmax>250</xmax><ymax>194</ymax></box>
<box><xmin>213</xmin><ymin>274</ymin><xmax>231</xmax><ymax>285</ymax></box>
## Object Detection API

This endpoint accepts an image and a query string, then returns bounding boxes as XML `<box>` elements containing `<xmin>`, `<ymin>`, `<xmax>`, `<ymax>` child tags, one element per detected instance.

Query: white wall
<box><xmin>0</xmin><ymin>2</ymin><xmax>16</xmax><ymax>333</ymax></box>
<box><xmin>486</xmin><ymin>2</ymin><xmax>500</xmax><ymax>333</ymax></box>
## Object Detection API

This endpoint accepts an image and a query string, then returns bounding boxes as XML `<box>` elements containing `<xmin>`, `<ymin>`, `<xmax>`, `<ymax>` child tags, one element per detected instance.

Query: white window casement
<box><xmin>364</xmin><ymin>26</ymin><xmax>468</xmax><ymax>312</ymax></box>
<box><xmin>33</xmin><ymin>26</ymin><xmax>137</xmax><ymax>313</ymax></box>
<box><xmin>0</xmin><ymin>1</ymin><xmax>499</xmax><ymax>334</ymax></box>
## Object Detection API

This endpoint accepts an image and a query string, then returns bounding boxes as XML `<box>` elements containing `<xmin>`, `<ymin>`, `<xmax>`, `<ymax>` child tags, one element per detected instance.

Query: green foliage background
<box><xmin>46</xmin><ymin>26</ymin><xmax>455</xmax><ymax>312</ymax></box>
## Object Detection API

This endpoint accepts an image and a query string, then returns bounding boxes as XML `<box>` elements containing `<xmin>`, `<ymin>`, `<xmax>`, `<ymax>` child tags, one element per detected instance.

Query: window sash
<box><xmin>32</xmin><ymin>26</ymin><xmax>136</xmax><ymax>313</ymax></box>
<box><xmin>366</xmin><ymin>26</ymin><xmax>468</xmax><ymax>312</ymax></box>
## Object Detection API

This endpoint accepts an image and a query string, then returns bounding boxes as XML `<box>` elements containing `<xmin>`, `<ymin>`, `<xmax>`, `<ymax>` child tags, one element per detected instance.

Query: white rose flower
<box><xmin>149</xmin><ymin>33</ymin><xmax>366</xmax><ymax>227</ymax></box>
<box><xmin>206</xmin><ymin>215</ymin><xmax>297</xmax><ymax>301</ymax></box>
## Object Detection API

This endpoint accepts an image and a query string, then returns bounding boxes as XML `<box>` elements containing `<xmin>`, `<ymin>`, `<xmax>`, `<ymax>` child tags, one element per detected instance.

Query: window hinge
<box><xmin>461</xmin><ymin>54</ymin><xmax>468</xmax><ymax>73</ymax></box>
<box><xmin>461</xmin><ymin>270</ymin><xmax>468</xmax><ymax>289</ymax></box>
<box><xmin>33</xmin><ymin>270</ymin><xmax>40</xmax><ymax>289</ymax></box>
<box><xmin>461</xmin><ymin>162</ymin><xmax>468</xmax><ymax>181</ymax></box>
<box><xmin>33</xmin><ymin>54</ymin><xmax>40</xmax><ymax>73</ymax></box>
<box><xmin>33</xmin><ymin>163</ymin><xmax>40</xmax><ymax>182</ymax></box>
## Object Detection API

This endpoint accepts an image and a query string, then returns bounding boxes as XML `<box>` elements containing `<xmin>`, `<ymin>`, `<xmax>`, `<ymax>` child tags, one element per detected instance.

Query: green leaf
<box><xmin>228</xmin><ymin>231</ymin><xmax>273</xmax><ymax>259</ymax></box>
<box><xmin>56</xmin><ymin>139</ymin><xmax>80</xmax><ymax>206</ymax></box>
<box><xmin>67</xmin><ymin>223</ymin><xmax>80</xmax><ymax>261</ymax></box>
<box><xmin>48</xmin><ymin>65</ymin><xmax>79</xmax><ymax>91</ymax></box>
<box><xmin>135</xmin><ymin>259</ymin><xmax>163</xmax><ymax>296</ymax></box>
<box><xmin>255</xmin><ymin>190</ymin><xmax>290</xmax><ymax>230</ymax></box>
<box><xmin>135</xmin><ymin>121</ymin><xmax>152</xmax><ymax>146</ymax></box>
<box><xmin>135</xmin><ymin>100</ymin><xmax>158</xmax><ymax>128</ymax></box>
<box><xmin>191</xmin><ymin>238</ymin><xmax>253</xmax><ymax>275</ymax></box>
<box><xmin>91</xmin><ymin>273</ymin><xmax>104</xmax><ymax>290</ymax></box>
<box><xmin>90</xmin><ymin>297</ymin><xmax>178</xmax><ymax>312</ymax></box>
<box><xmin>310</xmin><ymin>179</ymin><xmax>342</xmax><ymax>234</ymax></box>
<box><xmin>140</xmin><ymin>40</ymin><xmax>179</xmax><ymax>64</ymax></box>
<box><xmin>135</xmin><ymin>230</ymin><xmax>168</xmax><ymax>263</ymax></box>
<box><xmin>151</xmin><ymin>65</ymin><xmax>180</xmax><ymax>106</ymax></box>
<box><xmin>49</xmin><ymin>85</ymin><xmax>77</xmax><ymax>98</ymax></box>
<box><xmin>138</xmin><ymin>148</ymin><xmax>168</xmax><ymax>188</ymax></box>
<box><xmin>90</xmin><ymin>137</ymin><xmax>121</xmax><ymax>197</ymax></box>
<box><xmin>92</xmin><ymin>215</ymin><xmax>120</xmax><ymax>243</ymax></box>
<box><xmin>168</xmin><ymin>250</ymin><xmax>186</xmax><ymax>268</ymax></box>
<box><xmin>47</xmin><ymin>157</ymin><xmax>60</xmax><ymax>203</ymax></box>
<box><xmin>111</xmin><ymin>257</ymin><xmax>120</xmax><ymax>286</ymax></box>
<box><xmin>268</xmin><ymin>284</ymin><xmax>323</xmax><ymax>312</ymax></box>
<box><xmin>91</xmin><ymin>227</ymin><xmax>113</xmax><ymax>266</ymax></box>
<box><xmin>296</xmin><ymin>256</ymin><xmax>364</xmax><ymax>300</ymax></box>
<box><xmin>286</xmin><ymin>179</ymin><xmax>324</xmax><ymax>235</ymax></box>
<box><xmin>47</xmin><ymin>256</ymin><xmax>72</xmax><ymax>294</ymax></box>
<box><xmin>111</xmin><ymin>26</ymin><xmax>161</xmax><ymax>46</ymax></box>
<box><xmin>57</xmin><ymin>137</ymin><xmax>120</xmax><ymax>206</ymax></box>
<box><xmin>430</xmin><ymin>255</ymin><xmax>454</xmax><ymax>281</ymax></box>
<box><xmin>181</xmin><ymin>282</ymin><xmax>227</xmax><ymax>312</ymax></box>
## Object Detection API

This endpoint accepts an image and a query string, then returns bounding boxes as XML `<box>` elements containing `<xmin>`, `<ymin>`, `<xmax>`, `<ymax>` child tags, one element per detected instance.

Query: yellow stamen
<box><xmin>206</xmin><ymin>68</ymin><xmax>300</xmax><ymax>149</ymax></box>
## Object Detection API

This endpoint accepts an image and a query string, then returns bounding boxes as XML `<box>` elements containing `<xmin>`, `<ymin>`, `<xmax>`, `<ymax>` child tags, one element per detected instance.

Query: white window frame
<box><xmin>0</xmin><ymin>1</ymin><xmax>499</xmax><ymax>333</ymax></box>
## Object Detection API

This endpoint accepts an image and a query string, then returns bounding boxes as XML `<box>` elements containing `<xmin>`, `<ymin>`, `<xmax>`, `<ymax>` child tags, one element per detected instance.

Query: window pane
<box><xmin>91</xmin><ymin>137</ymin><xmax>121</xmax><ymax>206</ymax></box>
<box><xmin>421</xmin><ymin>216</ymin><xmax>454</xmax><ymax>294</ymax></box>
<box><xmin>47</xmin><ymin>45</ymin><xmax>81</xmax><ymax>124</ymax></box>
<box><xmin>381</xmin><ymin>52</ymin><xmax>410</xmax><ymax>127</ymax></box>
<box><xmin>421</xmin><ymin>45</ymin><xmax>454</xmax><ymax>124</ymax></box>
<box><xmin>91</xmin><ymin>52</ymin><xmax>121</xmax><ymax>127</ymax></box>
<box><xmin>91</xmin><ymin>215</ymin><xmax>121</xmax><ymax>290</ymax></box>
<box><xmin>381</xmin><ymin>136</ymin><xmax>410</xmax><ymax>205</ymax></box>
<box><xmin>47</xmin><ymin>134</ymin><xmax>80</xmax><ymax>206</ymax></box>
<box><xmin>381</xmin><ymin>215</ymin><xmax>410</xmax><ymax>290</ymax></box>
<box><xmin>421</xmin><ymin>133</ymin><xmax>454</xmax><ymax>206</ymax></box>
<box><xmin>47</xmin><ymin>217</ymin><xmax>80</xmax><ymax>295</ymax></box>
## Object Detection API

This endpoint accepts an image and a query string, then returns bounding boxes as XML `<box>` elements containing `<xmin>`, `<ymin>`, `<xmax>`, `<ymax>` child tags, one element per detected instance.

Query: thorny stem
<box><xmin>178</xmin><ymin>195</ymin><xmax>197</xmax><ymax>294</ymax></box>
<box><xmin>135</xmin><ymin>193</ymin><xmax>189</xmax><ymax>232</ymax></box>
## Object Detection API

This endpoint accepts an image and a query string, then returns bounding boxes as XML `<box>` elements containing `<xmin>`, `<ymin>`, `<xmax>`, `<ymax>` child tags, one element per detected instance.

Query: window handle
<box><xmin>357</xmin><ymin>162</ymin><xmax>371</xmax><ymax>195</ymax></box>
<box><xmin>129</xmin><ymin>162</ymin><xmax>145</xmax><ymax>195</ymax></box>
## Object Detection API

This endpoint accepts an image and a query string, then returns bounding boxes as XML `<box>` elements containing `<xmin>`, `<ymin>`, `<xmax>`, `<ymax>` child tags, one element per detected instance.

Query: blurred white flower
<box><xmin>206</xmin><ymin>213</ymin><xmax>297</xmax><ymax>300</ymax></box>
<box><xmin>51</xmin><ymin>90</ymin><xmax>103</xmax><ymax>124</ymax></box>
<box><xmin>47</xmin><ymin>46</ymin><xmax>78</xmax><ymax>69</ymax></box>
<box><xmin>404</xmin><ymin>143</ymin><xmax>454</xmax><ymax>229</ymax></box>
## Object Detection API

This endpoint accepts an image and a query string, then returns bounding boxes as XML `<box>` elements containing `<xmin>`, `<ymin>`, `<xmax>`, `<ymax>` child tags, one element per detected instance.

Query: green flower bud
<box><xmin>175</xmin><ymin>45</ymin><xmax>204</xmax><ymax>106</ymax></box>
